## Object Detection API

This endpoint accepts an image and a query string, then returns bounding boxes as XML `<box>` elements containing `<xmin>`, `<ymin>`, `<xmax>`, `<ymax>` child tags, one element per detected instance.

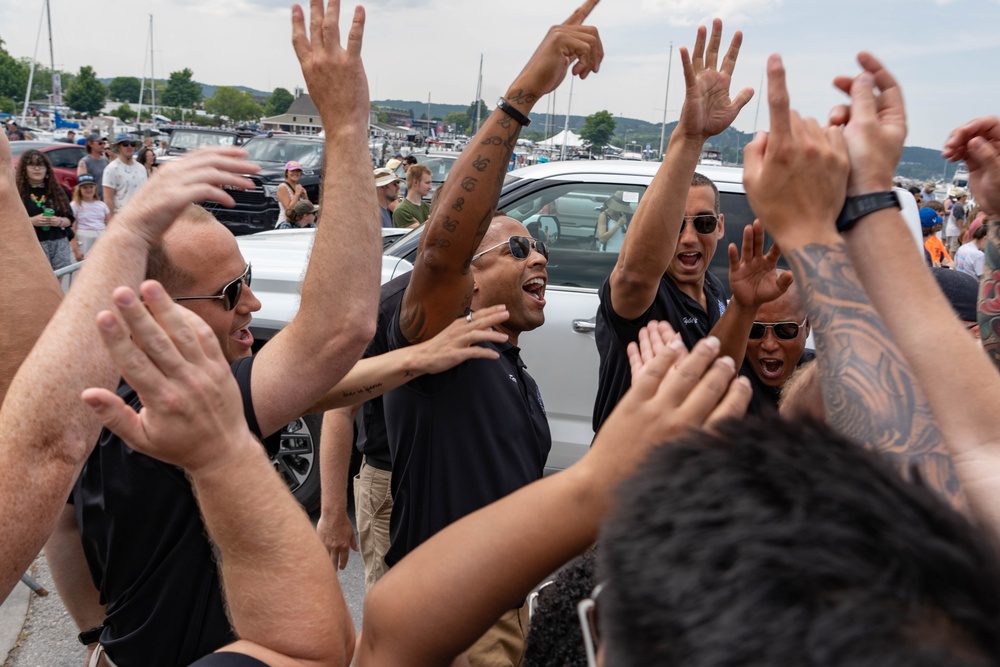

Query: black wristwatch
<box><xmin>836</xmin><ymin>191</ymin><xmax>901</xmax><ymax>233</ymax></box>
<box><xmin>497</xmin><ymin>97</ymin><xmax>531</xmax><ymax>127</ymax></box>
<box><xmin>78</xmin><ymin>625</ymin><xmax>104</xmax><ymax>645</ymax></box>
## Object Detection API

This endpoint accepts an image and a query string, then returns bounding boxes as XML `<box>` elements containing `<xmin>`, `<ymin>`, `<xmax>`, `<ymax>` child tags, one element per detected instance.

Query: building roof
<box><xmin>286</xmin><ymin>94</ymin><xmax>319</xmax><ymax>116</ymax></box>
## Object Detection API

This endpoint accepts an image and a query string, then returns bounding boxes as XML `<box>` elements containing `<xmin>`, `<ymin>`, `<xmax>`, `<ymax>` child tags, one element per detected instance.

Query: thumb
<box><xmin>966</xmin><ymin>135</ymin><xmax>1000</xmax><ymax>173</ymax></box>
<box><xmin>351</xmin><ymin>533</ymin><xmax>359</xmax><ymax>551</ymax></box>
<box><xmin>848</xmin><ymin>72</ymin><xmax>878</xmax><ymax>124</ymax></box>
<box><xmin>81</xmin><ymin>388</ymin><xmax>147</xmax><ymax>447</ymax></box>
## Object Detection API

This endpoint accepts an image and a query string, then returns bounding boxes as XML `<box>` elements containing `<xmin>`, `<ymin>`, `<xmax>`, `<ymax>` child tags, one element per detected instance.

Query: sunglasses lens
<box><xmin>748</xmin><ymin>323</ymin><xmax>766</xmax><ymax>339</ymax></box>
<box><xmin>222</xmin><ymin>266</ymin><xmax>251</xmax><ymax>310</ymax></box>
<box><xmin>774</xmin><ymin>323</ymin><xmax>799</xmax><ymax>339</ymax></box>
<box><xmin>509</xmin><ymin>237</ymin><xmax>530</xmax><ymax>259</ymax></box>
<box><xmin>694</xmin><ymin>214</ymin><xmax>718</xmax><ymax>234</ymax></box>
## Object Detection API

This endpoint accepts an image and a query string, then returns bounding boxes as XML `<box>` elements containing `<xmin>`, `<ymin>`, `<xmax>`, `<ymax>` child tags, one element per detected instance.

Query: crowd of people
<box><xmin>3</xmin><ymin>1</ymin><xmax>1000</xmax><ymax>666</ymax></box>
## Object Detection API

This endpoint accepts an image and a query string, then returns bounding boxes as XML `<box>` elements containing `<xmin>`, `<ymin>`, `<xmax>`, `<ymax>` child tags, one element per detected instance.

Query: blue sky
<box><xmin>1</xmin><ymin>0</ymin><xmax>996</xmax><ymax>149</ymax></box>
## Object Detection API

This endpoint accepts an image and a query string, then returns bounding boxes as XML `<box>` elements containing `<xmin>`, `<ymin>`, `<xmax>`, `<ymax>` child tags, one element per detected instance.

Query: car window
<box><xmin>170</xmin><ymin>132</ymin><xmax>236</xmax><ymax>150</ymax></box>
<box><xmin>47</xmin><ymin>147</ymin><xmax>86</xmax><ymax>169</ymax></box>
<box><xmin>503</xmin><ymin>183</ymin><xmax>647</xmax><ymax>290</ymax></box>
<box><xmin>243</xmin><ymin>139</ymin><xmax>323</xmax><ymax>169</ymax></box>
<box><xmin>394</xmin><ymin>155</ymin><xmax>457</xmax><ymax>184</ymax></box>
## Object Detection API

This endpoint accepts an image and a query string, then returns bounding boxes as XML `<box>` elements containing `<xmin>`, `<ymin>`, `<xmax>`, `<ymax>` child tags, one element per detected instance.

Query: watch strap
<box><xmin>496</xmin><ymin>98</ymin><xmax>531</xmax><ymax>127</ymax></box>
<box><xmin>78</xmin><ymin>624</ymin><xmax>104</xmax><ymax>645</ymax></box>
<box><xmin>836</xmin><ymin>191</ymin><xmax>901</xmax><ymax>233</ymax></box>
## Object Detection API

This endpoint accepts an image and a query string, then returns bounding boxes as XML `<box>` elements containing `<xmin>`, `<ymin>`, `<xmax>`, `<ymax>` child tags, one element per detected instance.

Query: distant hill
<box><xmin>98</xmin><ymin>78</ymin><xmax>272</xmax><ymax>102</ymax></box>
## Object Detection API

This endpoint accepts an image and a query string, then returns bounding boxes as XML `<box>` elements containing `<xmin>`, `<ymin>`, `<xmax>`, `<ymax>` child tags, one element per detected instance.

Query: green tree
<box><xmin>465</xmin><ymin>99</ymin><xmax>488</xmax><ymax>131</ymax></box>
<box><xmin>64</xmin><ymin>65</ymin><xmax>106</xmax><ymax>115</ymax></box>
<box><xmin>111</xmin><ymin>102</ymin><xmax>135</xmax><ymax>122</ymax></box>
<box><xmin>579</xmin><ymin>110</ymin><xmax>616</xmax><ymax>149</ymax></box>
<box><xmin>264</xmin><ymin>87</ymin><xmax>294</xmax><ymax>116</ymax></box>
<box><xmin>161</xmin><ymin>68</ymin><xmax>201</xmax><ymax>108</ymax></box>
<box><xmin>108</xmin><ymin>76</ymin><xmax>140</xmax><ymax>102</ymax></box>
<box><xmin>443</xmin><ymin>110</ymin><xmax>469</xmax><ymax>134</ymax></box>
<box><xmin>204</xmin><ymin>86</ymin><xmax>262</xmax><ymax>122</ymax></box>
<box><xmin>0</xmin><ymin>95</ymin><xmax>15</xmax><ymax>114</ymax></box>
<box><xmin>0</xmin><ymin>39</ymin><xmax>28</xmax><ymax>101</ymax></box>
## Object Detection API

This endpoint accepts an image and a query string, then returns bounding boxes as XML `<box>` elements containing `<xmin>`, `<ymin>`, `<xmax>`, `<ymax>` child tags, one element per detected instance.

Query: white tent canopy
<box><xmin>538</xmin><ymin>129</ymin><xmax>584</xmax><ymax>148</ymax></box>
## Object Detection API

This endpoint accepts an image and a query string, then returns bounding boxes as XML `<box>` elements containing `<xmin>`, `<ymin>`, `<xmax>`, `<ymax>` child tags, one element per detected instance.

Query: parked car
<box><xmin>203</xmin><ymin>134</ymin><xmax>325</xmax><ymax>236</ymax></box>
<box><xmin>160</xmin><ymin>127</ymin><xmax>250</xmax><ymax>157</ymax></box>
<box><xmin>236</xmin><ymin>160</ymin><xmax>923</xmax><ymax>510</ymax></box>
<box><xmin>9</xmin><ymin>140</ymin><xmax>86</xmax><ymax>198</ymax></box>
<box><xmin>393</xmin><ymin>151</ymin><xmax>461</xmax><ymax>200</ymax></box>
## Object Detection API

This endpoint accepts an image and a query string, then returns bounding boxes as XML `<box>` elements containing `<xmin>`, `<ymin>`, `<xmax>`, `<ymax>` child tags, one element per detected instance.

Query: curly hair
<box><xmin>16</xmin><ymin>150</ymin><xmax>72</xmax><ymax>217</ymax></box>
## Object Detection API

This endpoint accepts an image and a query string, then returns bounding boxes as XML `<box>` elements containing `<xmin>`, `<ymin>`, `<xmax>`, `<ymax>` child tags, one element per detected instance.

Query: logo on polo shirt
<box><xmin>509</xmin><ymin>374</ymin><xmax>518</xmax><ymax>384</ymax></box>
<box><xmin>718</xmin><ymin>299</ymin><xmax>727</xmax><ymax>316</ymax></box>
<box><xmin>683</xmin><ymin>316</ymin><xmax>700</xmax><ymax>326</ymax></box>
<box><xmin>535</xmin><ymin>386</ymin><xmax>546</xmax><ymax>414</ymax></box>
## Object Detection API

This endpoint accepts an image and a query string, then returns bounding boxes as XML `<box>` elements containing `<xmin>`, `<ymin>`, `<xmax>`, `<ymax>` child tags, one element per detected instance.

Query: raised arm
<box><xmin>250</xmin><ymin>0</ymin><xmax>382</xmax><ymax>437</ymax></box>
<box><xmin>82</xmin><ymin>281</ymin><xmax>352</xmax><ymax>667</ymax></box>
<box><xmin>398</xmin><ymin>0</ymin><xmax>603</xmax><ymax>343</ymax></box>
<box><xmin>609</xmin><ymin>19</ymin><xmax>752</xmax><ymax>319</ymax></box>
<box><xmin>359</xmin><ymin>330</ymin><xmax>751</xmax><ymax>666</ymax></box>
<box><xmin>0</xmin><ymin>147</ymin><xmax>257</xmax><ymax>598</ymax></box>
<box><xmin>827</xmin><ymin>55</ymin><xmax>1000</xmax><ymax>518</ymax></box>
<box><xmin>743</xmin><ymin>54</ymin><xmax>958</xmax><ymax>506</ymax></box>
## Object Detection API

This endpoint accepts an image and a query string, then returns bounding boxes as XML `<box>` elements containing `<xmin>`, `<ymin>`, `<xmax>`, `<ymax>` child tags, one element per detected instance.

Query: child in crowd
<box><xmin>70</xmin><ymin>174</ymin><xmax>110</xmax><ymax>258</ymax></box>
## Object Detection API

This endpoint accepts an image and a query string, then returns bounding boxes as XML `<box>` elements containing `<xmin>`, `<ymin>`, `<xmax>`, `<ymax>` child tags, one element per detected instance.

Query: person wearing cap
<box><xmin>374</xmin><ymin>166</ymin><xmax>401</xmax><ymax>228</ymax></box>
<box><xmin>932</xmin><ymin>267</ymin><xmax>982</xmax><ymax>338</ymax></box>
<box><xmin>275</xmin><ymin>159</ymin><xmax>312</xmax><ymax>227</ymax></box>
<box><xmin>277</xmin><ymin>199</ymin><xmax>319</xmax><ymax>229</ymax></box>
<box><xmin>70</xmin><ymin>173</ymin><xmax>110</xmax><ymax>257</ymax></box>
<box><xmin>102</xmin><ymin>133</ymin><xmax>147</xmax><ymax>218</ymax></box>
<box><xmin>595</xmin><ymin>190</ymin><xmax>632</xmax><ymax>252</ymax></box>
<box><xmin>922</xmin><ymin>180</ymin><xmax>938</xmax><ymax>203</ymax></box>
<box><xmin>945</xmin><ymin>187</ymin><xmax>969</xmax><ymax>254</ymax></box>
<box><xmin>955</xmin><ymin>223</ymin><xmax>988</xmax><ymax>279</ymax></box>
<box><xmin>77</xmin><ymin>133</ymin><xmax>109</xmax><ymax>201</ymax></box>
<box><xmin>921</xmin><ymin>206</ymin><xmax>954</xmax><ymax>268</ymax></box>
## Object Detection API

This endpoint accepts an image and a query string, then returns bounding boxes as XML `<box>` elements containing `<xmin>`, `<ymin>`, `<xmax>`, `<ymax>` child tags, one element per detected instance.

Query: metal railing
<box><xmin>54</xmin><ymin>260</ymin><xmax>84</xmax><ymax>294</ymax></box>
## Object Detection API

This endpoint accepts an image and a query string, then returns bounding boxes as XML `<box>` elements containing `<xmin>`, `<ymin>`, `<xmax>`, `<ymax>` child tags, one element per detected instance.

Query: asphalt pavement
<box><xmin>2</xmin><ymin>520</ymin><xmax>366</xmax><ymax>666</ymax></box>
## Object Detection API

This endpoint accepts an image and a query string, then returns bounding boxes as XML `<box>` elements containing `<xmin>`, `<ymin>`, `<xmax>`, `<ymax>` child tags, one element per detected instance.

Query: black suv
<box><xmin>203</xmin><ymin>134</ymin><xmax>324</xmax><ymax>236</ymax></box>
<box><xmin>160</xmin><ymin>127</ymin><xmax>251</xmax><ymax>157</ymax></box>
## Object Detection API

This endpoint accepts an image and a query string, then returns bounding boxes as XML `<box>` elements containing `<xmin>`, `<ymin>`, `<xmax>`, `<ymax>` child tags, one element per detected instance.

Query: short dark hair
<box><xmin>404</xmin><ymin>155</ymin><xmax>418</xmax><ymax>165</ymax></box>
<box><xmin>598</xmin><ymin>416</ymin><xmax>1000</xmax><ymax>666</ymax></box>
<box><xmin>691</xmin><ymin>171</ymin><xmax>720</xmax><ymax>213</ymax></box>
<box><xmin>523</xmin><ymin>551</ymin><xmax>595</xmax><ymax>667</ymax></box>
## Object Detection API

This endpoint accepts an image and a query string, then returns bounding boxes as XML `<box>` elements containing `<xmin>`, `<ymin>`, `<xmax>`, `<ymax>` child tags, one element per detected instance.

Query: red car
<box><xmin>10</xmin><ymin>140</ymin><xmax>87</xmax><ymax>198</ymax></box>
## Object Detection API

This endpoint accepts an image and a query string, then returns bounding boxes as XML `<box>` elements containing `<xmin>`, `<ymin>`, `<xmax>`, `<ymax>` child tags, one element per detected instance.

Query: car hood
<box><xmin>235</xmin><ymin>228</ymin><xmax>413</xmax><ymax>333</ymax></box>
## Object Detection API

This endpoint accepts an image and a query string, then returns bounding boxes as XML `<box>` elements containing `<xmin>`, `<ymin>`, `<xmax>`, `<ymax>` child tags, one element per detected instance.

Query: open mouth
<box><xmin>677</xmin><ymin>252</ymin><xmax>701</xmax><ymax>269</ymax></box>
<box><xmin>231</xmin><ymin>327</ymin><xmax>254</xmax><ymax>348</ymax></box>
<box><xmin>523</xmin><ymin>277</ymin><xmax>547</xmax><ymax>304</ymax></box>
<box><xmin>758</xmin><ymin>358</ymin><xmax>784</xmax><ymax>381</ymax></box>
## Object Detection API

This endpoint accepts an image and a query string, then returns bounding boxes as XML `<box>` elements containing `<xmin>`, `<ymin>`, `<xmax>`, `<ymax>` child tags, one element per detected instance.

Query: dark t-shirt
<box><xmin>72</xmin><ymin>356</ymin><xmax>280</xmax><ymax>667</ymax></box>
<box><xmin>383</xmin><ymin>308</ymin><xmax>551</xmax><ymax>567</ymax></box>
<box><xmin>21</xmin><ymin>184</ymin><xmax>74</xmax><ymax>242</ymax></box>
<box><xmin>593</xmin><ymin>272</ymin><xmax>726</xmax><ymax>431</ymax></box>
<box><xmin>189</xmin><ymin>653</ymin><xmax>269</xmax><ymax>667</ymax></box>
<box><xmin>742</xmin><ymin>349</ymin><xmax>815</xmax><ymax>415</ymax></box>
<box><xmin>355</xmin><ymin>272</ymin><xmax>412</xmax><ymax>470</ymax></box>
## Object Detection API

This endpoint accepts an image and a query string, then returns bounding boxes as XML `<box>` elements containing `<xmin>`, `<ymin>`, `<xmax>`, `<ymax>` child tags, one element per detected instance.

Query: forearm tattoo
<box><xmin>788</xmin><ymin>241</ymin><xmax>962</xmax><ymax>505</ymax></box>
<box><xmin>978</xmin><ymin>220</ymin><xmax>1000</xmax><ymax>369</ymax></box>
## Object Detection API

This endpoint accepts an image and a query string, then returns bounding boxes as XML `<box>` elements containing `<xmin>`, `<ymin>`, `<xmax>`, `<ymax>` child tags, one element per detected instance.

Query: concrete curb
<box><xmin>0</xmin><ymin>579</ymin><xmax>30</xmax><ymax>663</ymax></box>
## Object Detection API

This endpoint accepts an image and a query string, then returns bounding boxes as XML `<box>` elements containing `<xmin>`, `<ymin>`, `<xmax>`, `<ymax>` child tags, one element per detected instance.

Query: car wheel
<box><xmin>271</xmin><ymin>413</ymin><xmax>322</xmax><ymax>512</ymax></box>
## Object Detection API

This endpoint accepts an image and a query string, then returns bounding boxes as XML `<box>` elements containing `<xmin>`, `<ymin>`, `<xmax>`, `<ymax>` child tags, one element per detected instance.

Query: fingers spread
<box><xmin>290</xmin><ymin>4</ymin><xmax>310</xmax><ymax>62</ymax></box>
<box><xmin>767</xmin><ymin>54</ymin><xmax>791</xmax><ymax>139</ymax></box>
<box><xmin>705</xmin><ymin>18</ymin><xmax>723</xmax><ymax>71</ymax></box>
<box><xmin>346</xmin><ymin>5</ymin><xmax>365</xmax><ymax>56</ymax></box>
<box><xmin>691</xmin><ymin>24</ymin><xmax>707</xmax><ymax>71</ymax></box>
<box><xmin>720</xmin><ymin>29</ymin><xmax>743</xmax><ymax>77</ymax></box>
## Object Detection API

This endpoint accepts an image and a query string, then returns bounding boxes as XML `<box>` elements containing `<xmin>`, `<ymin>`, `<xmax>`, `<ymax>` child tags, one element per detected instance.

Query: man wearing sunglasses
<box><xmin>742</xmin><ymin>279</ymin><xmax>813</xmax><ymax>414</ymax></box>
<box><xmin>102</xmin><ymin>133</ymin><xmax>148</xmax><ymax>219</ymax></box>
<box><xmin>594</xmin><ymin>20</ymin><xmax>789</xmax><ymax>431</ymax></box>
<box><xmin>382</xmin><ymin>3</ymin><xmax>602</xmax><ymax>664</ymax></box>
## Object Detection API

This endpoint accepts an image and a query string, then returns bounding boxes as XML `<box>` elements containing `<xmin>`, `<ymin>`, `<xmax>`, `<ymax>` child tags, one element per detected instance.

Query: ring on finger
<box><xmin>466</xmin><ymin>312</ymin><xmax>474</xmax><ymax>323</ymax></box>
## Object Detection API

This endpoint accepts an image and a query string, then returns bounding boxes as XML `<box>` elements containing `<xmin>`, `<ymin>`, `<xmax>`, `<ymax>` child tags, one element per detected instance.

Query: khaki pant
<box><xmin>465</xmin><ymin>605</ymin><xmax>530</xmax><ymax>667</ymax></box>
<box><xmin>354</xmin><ymin>459</ymin><xmax>393</xmax><ymax>592</ymax></box>
<box><xmin>89</xmin><ymin>644</ymin><xmax>119</xmax><ymax>667</ymax></box>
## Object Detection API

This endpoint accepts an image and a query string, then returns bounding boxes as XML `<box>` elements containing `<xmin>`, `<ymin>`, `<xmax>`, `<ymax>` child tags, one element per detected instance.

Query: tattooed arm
<box><xmin>743</xmin><ymin>54</ymin><xmax>960</xmax><ymax>506</ymax></box>
<box><xmin>398</xmin><ymin>0</ymin><xmax>603</xmax><ymax>343</ymax></box>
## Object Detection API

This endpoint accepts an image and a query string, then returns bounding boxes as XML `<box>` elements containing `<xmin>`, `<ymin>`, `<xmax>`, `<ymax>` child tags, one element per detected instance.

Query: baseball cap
<box><xmin>285</xmin><ymin>161</ymin><xmax>303</xmax><ymax>172</ymax></box>
<box><xmin>920</xmin><ymin>207</ymin><xmax>942</xmax><ymax>228</ymax></box>
<box><xmin>374</xmin><ymin>167</ymin><xmax>401</xmax><ymax>188</ymax></box>
<box><xmin>87</xmin><ymin>133</ymin><xmax>102</xmax><ymax>143</ymax></box>
<box><xmin>114</xmin><ymin>133</ymin><xmax>133</xmax><ymax>145</ymax></box>
<box><xmin>931</xmin><ymin>267</ymin><xmax>979</xmax><ymax>323</ymax></box>
<box><xmin>77</xmin><ymin>174</ymin><xmax>97</xmax><ymax>186</ymax></box>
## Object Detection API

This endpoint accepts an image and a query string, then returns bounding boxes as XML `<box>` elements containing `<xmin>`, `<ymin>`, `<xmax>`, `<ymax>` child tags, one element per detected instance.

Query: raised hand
<box><xmin>828</xmin><ymin>52</ymin><xmax>907</xmax><ymax>197</ymax></box>
<box><xmin>943</xmin><ymin>117</ymin><xmax>1000</xmax><ymax>215</ymax></box>
<box><xmin>291</xmin><ymin>0</ymin><xmax>369</xmax><ymax>128</ymax></box>
<box><xmin>676</xmin><ymin>19</ymin><xmax>754</xmax><ymax>141</ymax></box>
<box><xmin>81</xmin><ymin>281</ymin><xmax>254</xmax><ymax>475</ymax></box>
<box><xmin>743</xmin><ymin>54</ymin><xmax>850</xmax><ymax>250</ymax></box>
<box><xmin>727</xmin><ymin>220</ymin><xmax>792</xmax><ymax>307</ymax></box>
<box><xmin>116</xmin><ymin>148</ymin><xmax>259</xmax><ymax>246</ymax></box>
<box><xmin>509</xmin><ymin>0</ymin><xmax>604</xmax><ymax>102</ymax></box>
<box><xmin>626</xmin><ymin>320</ymin><xmax>684</xmax><ymax>382</ymax></box>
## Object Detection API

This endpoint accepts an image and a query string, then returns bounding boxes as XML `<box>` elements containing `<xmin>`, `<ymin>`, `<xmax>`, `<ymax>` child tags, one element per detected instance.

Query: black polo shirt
<box><xmin>190</xmin><ymin>654</ymin><xmax>269</xmax><ymax>667</ymax></box>
<box><xmin>72</xmin><ymin>355</ymin><xmax>279</xmax><ymax>667</ymax></box>
<box><xmin>593</xmin><ymin>272</ymin><xmax>726</xmax><ymax>431</ymax></box>
<box><xmin>354</xmin><ymin>273</ymin><xmax>413</xmax><ymax>471</ymax></box>
<box><xmin>382</xmin><ymin>309</ymin><xmax>551</xmax><ymax>567</ymax></box>
<box><xmin>742</xmin><ymin>349</ymin><xmax>815</xmax><ymax>416</ymax></box>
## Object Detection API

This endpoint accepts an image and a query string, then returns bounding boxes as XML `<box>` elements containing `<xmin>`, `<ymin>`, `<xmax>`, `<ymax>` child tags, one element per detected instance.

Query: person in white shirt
<box><xmin>955</xmin><ymin>223</ymin><xmax>988</xmax><ymax>278</ymax></box>
<box><xmin>102</xmin><ymin>134</ymin><xmax>148</xmax><ymax>218</ymax></box>
<box><xmin>70</xmin><ymin>174</ymin><xmax>110</xmax><ymax>257</ymax></box>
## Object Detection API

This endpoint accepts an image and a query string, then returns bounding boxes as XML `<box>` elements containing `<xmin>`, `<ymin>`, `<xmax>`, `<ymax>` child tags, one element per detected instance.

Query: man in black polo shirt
<box><xmin>381</xmin><ymin>4</ymin><xmax>603</xmax><ymax>665</ymax></box>
<box><xmin>593</xmin><ymin>20</ymin><xmax>789</xmax><ymax>430</ymax></box>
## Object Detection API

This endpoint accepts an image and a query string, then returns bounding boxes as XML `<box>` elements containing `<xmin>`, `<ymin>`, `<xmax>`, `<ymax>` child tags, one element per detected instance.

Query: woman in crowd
<box><xmin>277</xmin><ymin>199</ymin><xmax>319</xmax><ymax>229</ymax></box>
<box><xmin>595</xmin><ymin>191</ymin><xmax>632</xmax><ymax>252</ymax></box>
<box><xmin>275</xmin><ymin>160</ymin><xmax>311</xmax><ymax>227</ymax></box>
<box><xmin>137</xmin><ymin>146</ymin><xmax>158</xmax><ymax>177</ymax></box>
<box><xmin>16</xmin><ymin>149</ymin><xmax>78</xmax><ymax>269</ymax></box>
<box><xmin>70</xmin><ymin>174</ymin><xmax>109</xmax><ymax>258</ymax></box>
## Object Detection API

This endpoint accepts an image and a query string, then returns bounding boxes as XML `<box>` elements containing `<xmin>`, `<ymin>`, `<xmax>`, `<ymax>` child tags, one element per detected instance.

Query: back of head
<box><xmin>598</xmin><ymin>416</ymin><xmax>1000</xmax><ymax>667</ymax></box>
<box><xmin>523</xmin><ymin>551</ymin><xmax>596</xmax><ymax>667</ymax></box>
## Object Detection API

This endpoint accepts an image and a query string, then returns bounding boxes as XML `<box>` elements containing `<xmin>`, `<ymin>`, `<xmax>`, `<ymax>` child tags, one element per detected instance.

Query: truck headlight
<box><xmin>263</xmin><ymin>184</ymin><xmax>279</xmax><ymax>199</ymax></box>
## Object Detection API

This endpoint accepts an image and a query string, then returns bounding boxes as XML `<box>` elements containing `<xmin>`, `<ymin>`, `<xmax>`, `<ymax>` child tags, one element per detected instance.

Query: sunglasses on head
<box><xmin>680</xmin><ymin>213</ymin><xmax>720</xmax><ymax>235</ymax></box>
<box><xmin>174</xmin><ymin>264</ymin><xmax>251</xmax><ymax>311</ymax></box>
<box><xmin>749</xmin><ymin>319</ymin><xmax>806</xmax><ymax>340</ymax></box>
<box><xmin>472</xmin><ymin>235</ymin><xmax>548</xmax><ymax>262</ymax></box>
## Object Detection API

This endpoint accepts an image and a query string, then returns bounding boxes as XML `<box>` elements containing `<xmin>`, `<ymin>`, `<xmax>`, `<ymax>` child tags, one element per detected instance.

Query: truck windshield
<box><xmin>243</xmin><ymin>139</ymin><xmax>323</xmax><ymax>169</ymax></box>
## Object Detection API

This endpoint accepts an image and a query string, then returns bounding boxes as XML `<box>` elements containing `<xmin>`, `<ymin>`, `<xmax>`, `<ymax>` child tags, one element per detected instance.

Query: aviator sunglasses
<box><xmin>680</xmin><ymin>213</ymin><xmax>720</xmax><ymax>235</ymax></box>
<box><xmin>471</xmin><ymin>235</ymin><xmax>548</xmax><ymax>262</ymax></box>
<box><xmin>174</xmin><ymin>264</ymin><xmax>251</xmax><ymax>311</ymax></box>
<box><xmin>748</xmin><ymin>319</ymin><xmax>806</xmax><ymax>340</ymax></box>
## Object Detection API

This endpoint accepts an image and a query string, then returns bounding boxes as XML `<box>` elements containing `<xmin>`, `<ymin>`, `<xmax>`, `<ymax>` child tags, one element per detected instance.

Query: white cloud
<box><xmin>638</xmin><ymin>0</ymin><xmax>784</xmax><ymax>25</ymax></box>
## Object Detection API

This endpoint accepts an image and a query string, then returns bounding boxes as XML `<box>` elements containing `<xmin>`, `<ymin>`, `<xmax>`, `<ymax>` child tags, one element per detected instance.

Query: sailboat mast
<box><xmin>149</xmin><ymin>15</ymin><xmax>155</xmax><ymax>120</ymax></box>
<box><xmin>21</xmin><ymin>1</ymin><xmax>46</xmax><ymax>124</ymax></box>
<box><xmin>45</xmin><ymin>0</ymin><xmax>60</xmax><ymax>105</ymax></box>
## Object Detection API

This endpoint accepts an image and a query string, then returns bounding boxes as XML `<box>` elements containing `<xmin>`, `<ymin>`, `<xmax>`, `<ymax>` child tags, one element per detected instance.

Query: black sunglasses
<box><xmin>118</xmin><ymin>141</ymin><xmax>138</xmax><ymax>148</ymax></box>
<box><xmin>680</xmin><ymin>214</ymin><xmax>720</xmax><ymax>235</ymax></box>
<box><xmin>471</xmin><ymin>235</ymin><xmax>548</xmax><ymax>262</ymax></box>
<box><xmin>749</xmin><ymin>319</ymin><xmax>805</xmax><ymax>340</ymax></box>
<box><xmin>174</xmin><ymin>264</ymin><xmax>251</xmax><ymax>311</ymax></box>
